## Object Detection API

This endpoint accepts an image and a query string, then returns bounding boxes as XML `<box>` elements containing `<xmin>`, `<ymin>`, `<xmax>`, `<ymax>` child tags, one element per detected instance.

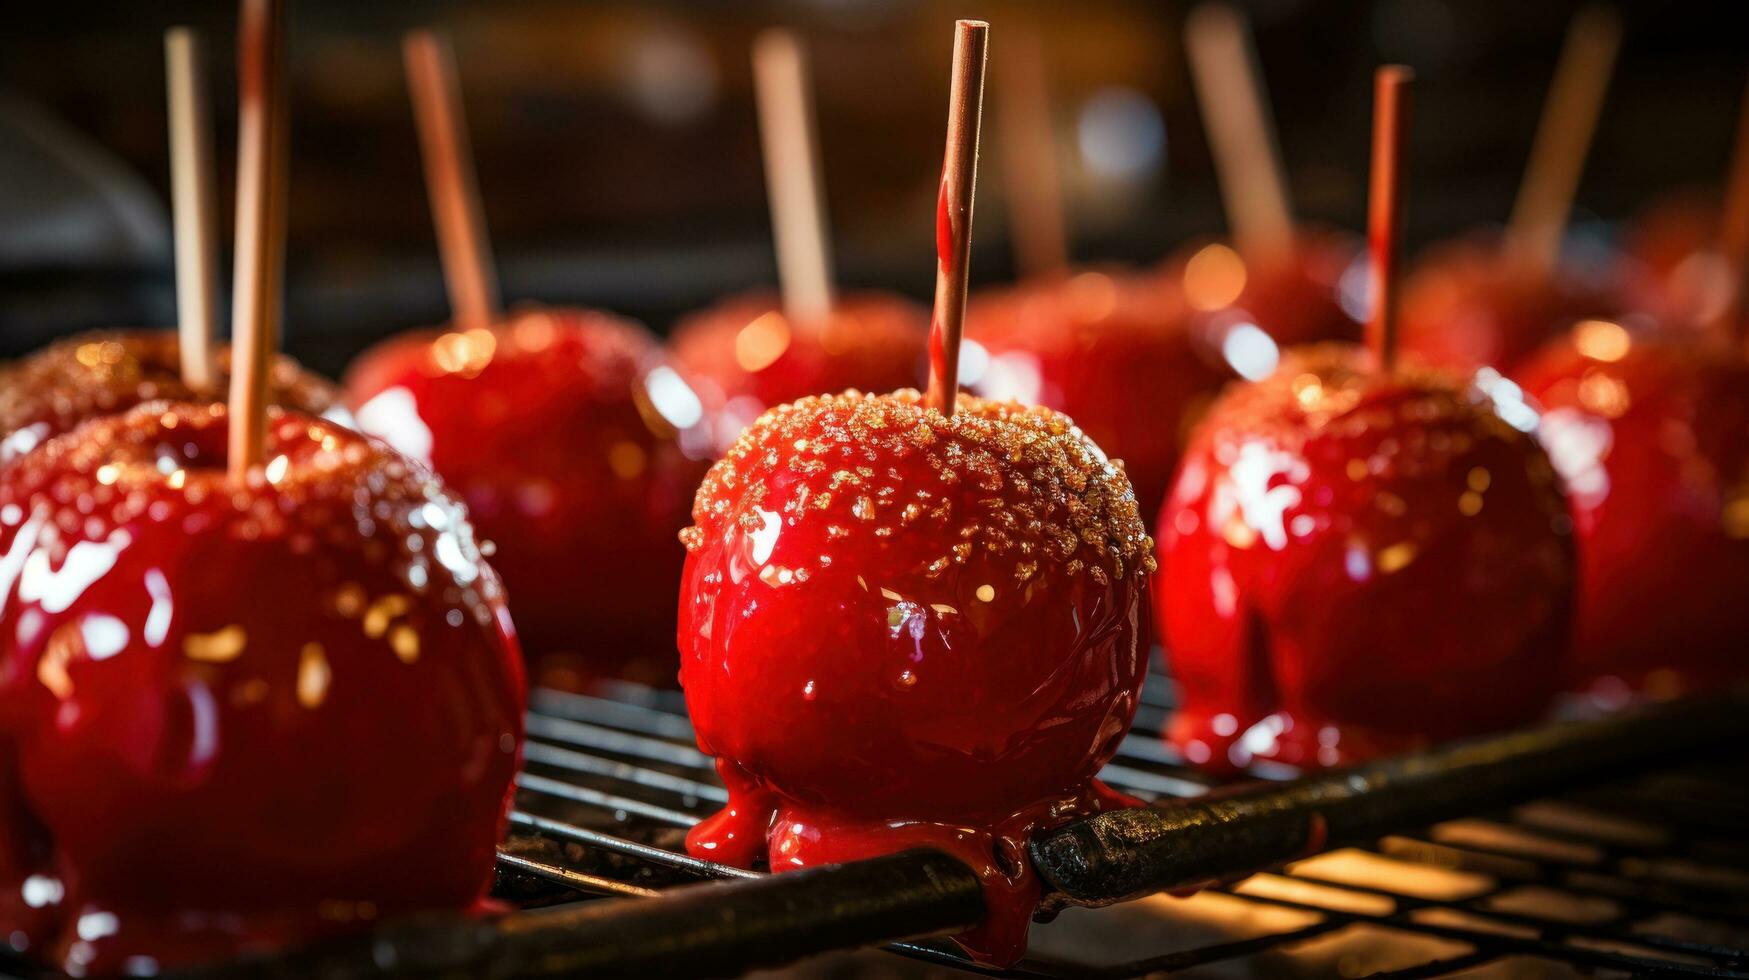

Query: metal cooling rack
<box><xmin>494</xmin><ymin>675</ymin><xmax>1749</xmax><ymax>978</ymax></box>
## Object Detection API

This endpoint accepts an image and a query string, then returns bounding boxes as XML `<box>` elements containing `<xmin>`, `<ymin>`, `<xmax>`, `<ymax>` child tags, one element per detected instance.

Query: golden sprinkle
<box><xmin>332</xmin><ymin>583</ymin><xmax>367</xmax><ymax>618</ymax></box>
<box><xmin>1377</xmin><ymin>541</ymin><xmax>1419</xmax><ymax>575</ymax></box>
<box><xmin>297</xmin><ymin>642</ymin><xmax>331</xmax><ymax>708</ymax></box>
<box><xmin>363</xmin><ymin>594</ymin><xmax>413</xmax><ymax>639</ymax></box>
<box><xmin>1572</xmin><ymin>319</ymin><xmax>1631</xmax><ymax>363</ymax></box>
<box><xmin>1346</xmin><ymin>459</ymin><xmax>1368</xmax><ymax>481</ymax></box>
<box><xmin>682</xmin><ymin>390</ymin><xmax>1154</xmax><ymax>582</ymax></box>
<box><xmin>389</xmin><ymin>624</ymin><xmax>421</xmax><ymax>663</ymax></box>
<box><xmin>1577</xmin><ymin>370</ymin><xmax>1631</xmax><ymax>419</ymax></box>
<box><xmin>1467</xmin><ymin>467</ymin><xmax>1491</xmax><ymax>493</ymax></box>
<box><xmin>184</xmin><ymin>624</ymin><xmax>248</xmax><ymax>663</ymax></box>
<box><xmin>1459</xmin><ymin>491</ymin><xmax>1484</xmax><ymax>516</ymax></box>
<box><xmin>431</xmin><ymin>328</ymin><xmax>497</xmax><ymax>376</ymax></box>
<box><xmin>39</xmin><ymin>624</ymin><xmax>79</xmax><ymax>698</ymax></box>
<box><xmin>975</xmin><ymin>584</ymin><xmax>996</xmax><ymax>602</ymax></box>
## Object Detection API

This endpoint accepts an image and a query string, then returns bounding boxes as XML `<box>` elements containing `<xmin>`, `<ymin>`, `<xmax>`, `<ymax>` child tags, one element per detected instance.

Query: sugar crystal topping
<box><xmin>0</xmin><ymin>400</ymin><xmax>503</xmax><ymax>627</ymax></box>
<box><xmin>682</xmin><ymin>390</ymin><xmax>1155</xmax><ymax>582</ymax></box>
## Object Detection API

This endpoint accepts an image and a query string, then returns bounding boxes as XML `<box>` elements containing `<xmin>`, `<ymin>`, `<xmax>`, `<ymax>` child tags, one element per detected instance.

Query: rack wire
<box><xmin>499</xmin><ymin>674</ymin><xmax>1749</xmax><ymax>978</ymax></box>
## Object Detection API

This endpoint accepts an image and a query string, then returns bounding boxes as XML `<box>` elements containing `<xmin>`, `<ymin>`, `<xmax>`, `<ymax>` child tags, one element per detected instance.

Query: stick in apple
<box><xmin>166</xmin><ymin>28</ymin><xmax>220</xmax><ymax>393</ymax></box>
<box><xmin>1185</xmin><ymin>3</ymin><xmax>1295</xmax><ymax>267</ymax></box>
<box><xmin>227</xmin><ymin>0</ymin><xmax>288</xmax><ymax>481</ymax></box>
<box><xmin>405</xmin><ymin>29</ymin><xmax>500</xmax><ymax>331</ymax></box>
<box><xmin>753</xmin><ymin>29</ymin><xmax>835</xmax><ymax>325</ymax></box>
<box><xmin>925</xmin><ymin>20</ymin><xmax>990</xmax><ymax>416</ymax></box>
<box><xmin>1505</xmin><ymin>5</ymin><xmax>1621</xmax><ymax>280</ymax></box>
<box><xmin>1367</xmin><ymin>66</ymin><xmax>1413</xmax><ymax>373</ymax></box>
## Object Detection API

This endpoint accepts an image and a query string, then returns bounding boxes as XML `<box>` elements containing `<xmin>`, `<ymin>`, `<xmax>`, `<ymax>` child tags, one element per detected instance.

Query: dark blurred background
<box><xmin>0</xmin><ymin>1</ymin><xmax>1743</xmax><ymax>376</ymax></box>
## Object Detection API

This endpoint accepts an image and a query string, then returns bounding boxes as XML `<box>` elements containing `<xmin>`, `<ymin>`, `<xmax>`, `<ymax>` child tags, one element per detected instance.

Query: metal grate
<box><xmin>498</xmin><ymin>675</ymin><xmax>1749</xmax><ymax>978</ymax></box>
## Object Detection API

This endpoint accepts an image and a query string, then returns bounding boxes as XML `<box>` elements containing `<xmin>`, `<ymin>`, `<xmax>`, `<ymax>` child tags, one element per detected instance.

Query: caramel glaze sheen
<box><xmin>1156</xmin><ymin>344</ymin><xmax>1575</xmax><ymax>774</ymax></box>
<box><xmin>678</xmin><ymin>390</ymin><xmax>1154</xmax><ymax>966</ymax></box>
<box><xmin>345</xmin><ymin>307</ymin><xmax>708</xmax><ymax>687</ymax></box>
<box><xmin>1398</xmin><ymin>238</ymin><xmax>1621</xmax><ymax>375</ymax></box>
<box><xmin>668</xmin><ymin>291</ymin><xmax>929</xmax><ymax>421</ymax></box>
<box><xmin>1516</xmin><ymin>327</ymin><xmax>1749</xmax><ymax>694</ymax></box>
<box><xmin>1163</xmin><ymin>229</ymin><xmax>1363</xmax><ymax>350</ymax></box>
<box><xmin>0</xmin><ymin>402</ymin><xmax>524</xmax><ymax>975</ymax></box>
<box><xmin>964</xmin><ymin>269</ymin><xmax>1229</xmax><ymax>516</ymax></box>
<box><xmin>0</xmin><ymin>330</ymin><xmax>340</xmax><ymax>468</ymax></box>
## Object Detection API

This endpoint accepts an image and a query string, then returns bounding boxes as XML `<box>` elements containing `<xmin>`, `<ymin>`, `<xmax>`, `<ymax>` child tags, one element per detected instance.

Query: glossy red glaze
<box><xmin>668</xmin><ymin>291</ymin><xmax>929</xmax><ymax>435</ymax></box>
<box><xmin>1515</xmin><ymin>324</ymin><xmax>1749</xmax><ymax>695</ymax></box>
<box><xmin>963</xmin><ymin>269</ymin><xmax>1229</xmax><ymax>515</ymax></box>
<box><xmin>345</xmin><ymin>307</ymin><xmax>710</xmax><ymax>687</ymax></box>
<box><xmin>1399</xmin><ymin>238</ymin><xmax>1620</xmax><ymax>374</ymax></box>
<box><xmin>0</xmin><ymin>402</ymin><xmax>523</xmax><ymax>974</ymax></box>
<box><xmin>0</xmin><ymin>330</ymin><xmax>339</xmax><ymax>469</ymax></box>
<box><xmin>1156</xmin><ymin>344</ymin><xmax>1574</xmax><ymax>772</ymax></box>
<box><xmin>679</xmin><ymin>391</ymin><xmax>1155</xmax><ymax>966</ymax></box>
<box><xmin>1617</xmin><ymin>194</ymin><xmax>1737</xmax><ymax>334</ymax></box>
<box><xmin>1162</xmin><ymin>230</ymin><xmax>1363</xmax><ymax>351</ymax></box>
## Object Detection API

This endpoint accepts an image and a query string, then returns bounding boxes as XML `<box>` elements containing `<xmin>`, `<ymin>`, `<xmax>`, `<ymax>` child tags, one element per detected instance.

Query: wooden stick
<box><xmin>228</xmin><ymin>0</ymin><xmax>287</xmax><ymax>481</ymax></box>
<box><xmin>753</xmin><ymin>29</ymin><xmax>834</xmax><ymax>325</ymax></box>
<box><xmin>995</xmin><ymin>22</ymin><xmax>1068</xmax><ymax>279</ymax></box>
<box><xmin>166</xmin><ymin>28</ymin><xmax>219</xmax><ymax>393</ymax></box>
<box><xmin>924</xmin><ymin>20</ymin><xmax>989</xmax><ymax>417</ymax></box>
<box><xmin>1718</xmin><ymin>74</ymin><xmax>1749</xmax><ymax>345</ymax></box>
<box><xmin>1184</xmin><ymin>3</ymin><xmax>1295</xmax><ymax>266</ymax></box>
<box><xmin>1505</xmin><ymin>5</ymin><xmax>1621</xmax><ymax>279</ymax></box>
<box><xmin>405</xmin><ymin>30</ymin><xmax>499</xmax><ymax>330</ymax></box>
<box><xmin>1367</xmin><ymin>66</ymin><xmax>1413</xmax><ymax>374</ymax></box>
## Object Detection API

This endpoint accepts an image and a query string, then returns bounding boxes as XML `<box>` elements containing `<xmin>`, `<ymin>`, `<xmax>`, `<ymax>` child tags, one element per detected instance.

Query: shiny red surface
<box><xmin>1515</xmin><ymin>326</ymin><xmax>1749</xmax><ymax>694</ymax></box>
<box><xmin>1399</xmin><ymin>238</ymin><xmax>1620</xmax><ymax>374</ymax></box>
<box><xmin>0</xmin><ymin>403</ymin><xmax>523</xmax><ymax>974</ymax></box>
<box><xmin>1162</xmin><ymin>230</ymin><xmax>1362</xmax><ymax>350</ymax></box>
<box><xmin>1156</xmin><ymin>344</ymin><xmax>1575</xmax><ymax>772</ymax></box>
<box><xmin>345</xmin><ymin>307</ymin><xmax>709</xmax><ymax>687</ymax></box>
<box><xmin>1617</xmin><ymin>195</ymin><xmax>1737</xmax><ymax>334</ymax></box>
<box><xmin>963</xmin><ymin>269</ymin><xmax>1229</xmax><ymax>514</ymax></box>
<box><xmin>667</xmin><ymin>291</ymin><xmax>928</xmax><ymax>425</ymax></box>
<box><xmin>0</xmin><ymin>329</ymin><xmax>338</xmax><ymax>469</ymax></box>
<box><xmin>679</xmin><ymin>391</ymin><xmax>1152</xmax><ymax>966</ymax></box>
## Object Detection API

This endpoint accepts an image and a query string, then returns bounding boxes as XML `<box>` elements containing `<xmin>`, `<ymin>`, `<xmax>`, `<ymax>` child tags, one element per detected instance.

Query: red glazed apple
<box><xmin>346</xmin><ymin>307</ymin><xmax>711</xmax><ymax>686</ymax></box>
<box><xmin>0</xmin><ymin>401</ymin><xmax>523</xmax><ymax>975</ymax></box>
<box><xmin>667</xmin><ymin>291</ymin><xmax>928</xmax><ymax>441</ymax></box>
<box><xmin>1163</xmin><ymin>230</ymin><xmax>1363</xmax><ymax>351</ymax></box>
<box><xmin>1617</xmin><ymin>194</ymin><xmax>1736</xmax><ymax>335</ymax></box>
<box><xmin>1515</xmin><ymin>321</ymin><xmax>1749</xmax><ymax>696</ymax></box>
<box><xmin>0</xmin><ymin>330</ymin><xmax>339</xmax><ymax>468</ymax></box>
<box><xmin>1398</xmin><ymin>237</ymin><xmax>1619</xmax><ymax>375</ymax></box>
<box><xmin>679</xmin><ymin>390</ymin><xmax>1154</xmax><ymax>966</ymax></box>
<box><xmin>963</xmin><ymin>269</ymin><xmax>1229</xmax><ymax>514</ymax></box>
<box><xmin>1156</xmin><ymin>344</ymin><xmax>1575</xmax><ymax>772</ymax></box>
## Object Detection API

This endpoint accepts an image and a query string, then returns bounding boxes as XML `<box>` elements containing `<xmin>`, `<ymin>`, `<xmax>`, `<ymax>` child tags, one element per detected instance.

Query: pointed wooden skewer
<box><xmin>924</xmin><ymin>20</ymin><xmax>990</xmax><ymax>417</ymax></box>
<box><xmin>1716</xmin><ymin>75</ymin><xmax>1749</xmax><ymax>346</ymax></box>
<box><xmin>405</xmin><ymin>29</ymin><xmax>500</xmax><ymax>331</ymax></box>
<box><xmin>228</xmin><ymin>0</ymin><xmax>288</xmax><ymax>482</ymax></box>
<box><xmin>1367</xmin><ymin>66</ymin><xmax>1413</xmax><ymax>374</ymax></box>
<box><xmin>166</xmin><ymin>28</ymin><xmax>219</xmax><ymax>393</ymax></box>
<box><xmin>1185</xmin><ymin>3</ymin><xmax>1295</xmax><ymax>267</ymax></box>
<box><xmin>1505</xmin><ymin>4</ymin><xmax>1621</xmax><ymax>280</ymax></box>
<box><xmin>995</xmin><ymin>22</ymin><xmax>1067</xmax><ymax>280</ymax></box>
<box><xmin>753</xmin><ymin>29</ymin><xmax>835</xmax><ymax>325</ymax></box>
